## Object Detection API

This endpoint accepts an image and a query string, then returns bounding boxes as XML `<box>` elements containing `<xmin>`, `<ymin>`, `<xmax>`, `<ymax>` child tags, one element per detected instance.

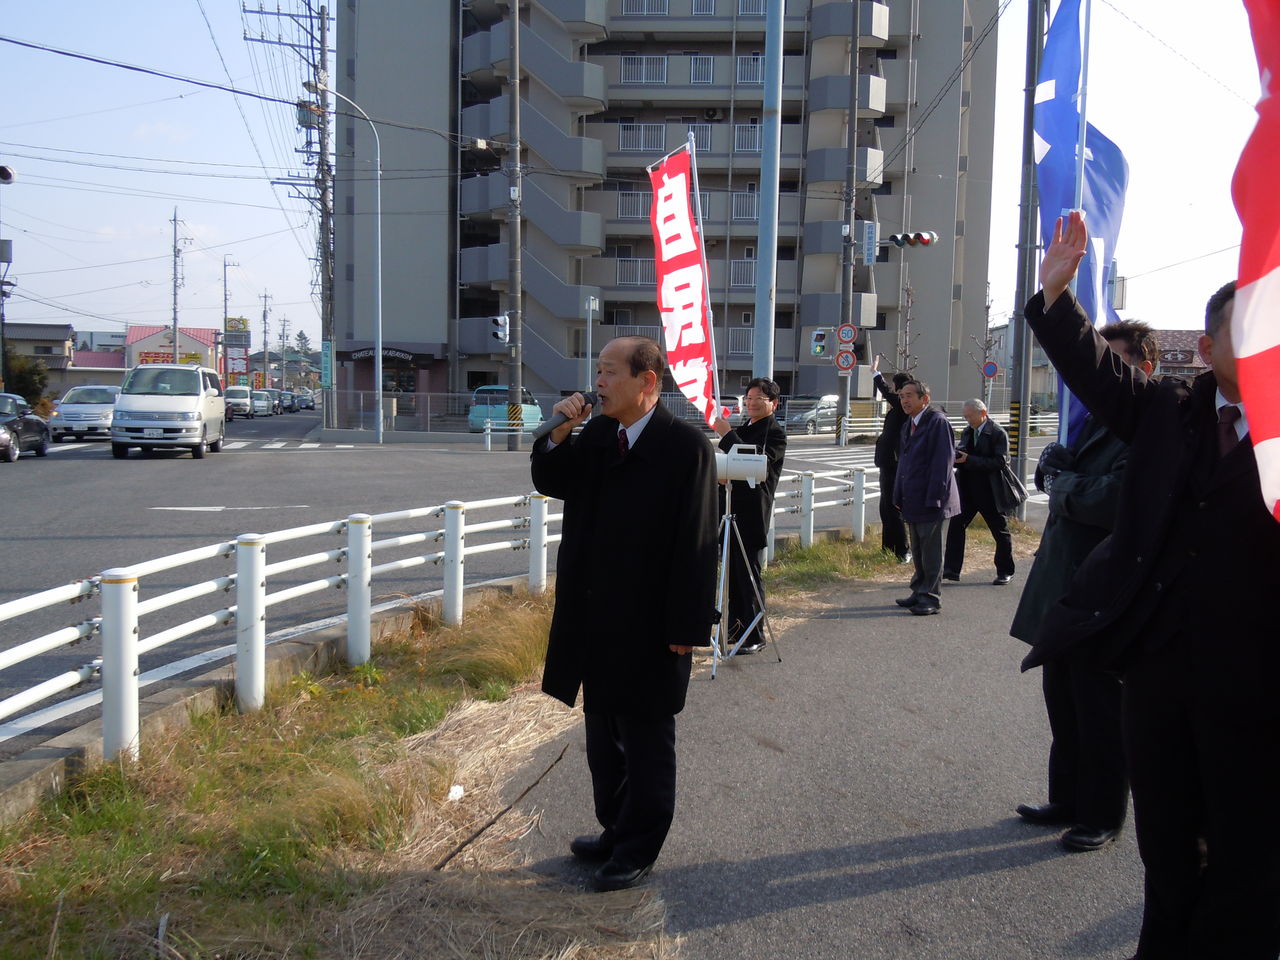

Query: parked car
<box><xmin>264</xmin><ymin>389</ymin><xmax>283</xmax><ymax>414</ymax></box>
<box><xmin>279</xmin><ymin>391</ymin><xmax>298</xmax><ymax>413</ymax></box>
<box><xmin>251</xmin><ymin>390</ymin><xmax>274</xmax><ymax>417</ymax></box>
<box><xmin>296</xmin><ymin>390</ymin><xmax>316</xmax><ymax>410</ymax></box>
<box><xmin>50</xmin><ymin>384</ymin><xmax>120</xmax><ymax>441</ymax></box>
<box><xmin>784</xmin><ymin>394</ymin><xmax>842</xmax><ymax>435</ymax></box>
<box><xmin>0</xmin><ymin>393</ymin><xmax>51</xmax><ymax>462</ymax></box>
<box><xmin>224</xmin><ymin>385</ymin><xmax>253</xmax><ymax>419</ymax></box>
<box><xmin>110</xmin><ymin>363</ymin><xmax>227</xmax><ymax>459</ymax></box>
<box><xmin>466</xmin><ymin>385</ymin><xmax>544</xmax><ymax>433</ymax></box>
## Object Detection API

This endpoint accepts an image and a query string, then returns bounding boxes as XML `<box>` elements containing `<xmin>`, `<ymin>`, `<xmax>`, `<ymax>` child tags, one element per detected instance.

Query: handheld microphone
<box><xmin>532</xmin><ymin>391</ymin><xmax>598</xmax><ymax>441</ymax></box>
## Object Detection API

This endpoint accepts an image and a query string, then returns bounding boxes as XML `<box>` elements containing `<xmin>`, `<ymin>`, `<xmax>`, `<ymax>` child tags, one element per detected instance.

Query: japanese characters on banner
<box><xmin>648</xmin><ymin>149</ymin><xmax>718</xmax><ymax>427</ymax></box>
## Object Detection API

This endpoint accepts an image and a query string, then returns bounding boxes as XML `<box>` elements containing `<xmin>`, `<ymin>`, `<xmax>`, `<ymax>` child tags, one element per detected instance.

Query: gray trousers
<box><xmin>907</xmin><ymin>519</ymin><xmax>946</xmax><ymax>606</ymax></box>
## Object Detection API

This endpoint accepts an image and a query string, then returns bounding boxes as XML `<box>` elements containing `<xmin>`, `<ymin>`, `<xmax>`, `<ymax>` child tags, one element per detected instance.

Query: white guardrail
<box><xmin>0</xmin><ymin>468</ymin><xmax>880</xmax><ymax>763</ymax></box>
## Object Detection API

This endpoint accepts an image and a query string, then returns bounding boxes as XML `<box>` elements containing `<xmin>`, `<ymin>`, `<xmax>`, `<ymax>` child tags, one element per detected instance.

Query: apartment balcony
<box><xmin>806</xmin><ymin>72</ymin><xmax>887</xmax><ymax>116</ymax></box>
<box><xmin>582</xmin><ymin>188</ymin><xmax>803</xmax><ymax>237</ymax></box>
<box><xmin>799</xmin><ymin>291</ymin><xmax>877</xmax><ymax>328</ymax></box>
<box><xmin>581</xmin><ymin>256</ymin><xmax>798</xmax><ymax>300</ymax></box>
<box><xmin>804</xmin><ymin>145</ymin><xmax>885</xmax><ymax>187</ymax></box>
<box><xmin>541</xmin><ymin>0</ymin><xmax>609</xmax><ymax>35</ymax></box>
<box><xmin>595</xmin><ymin>120</ymin><xmax>805</xmax><ymax>171</ymax></box>
<box><xmin>598</xmin><ymin>53</ymin><xmax>807</xmax><ymax>106</ymax></box>
<box><xmin>462</xmin><ymin>21</ymin><xmax>605</xmax><ymax>110</ymax></box>
<box><xmin>604</xmin><ymin>0</ymin><xmax>810</xmax><ymax>40</ymax></box>
<box><xmin>809</xmin><ymin>0</ymin><xmax>890</xmax><ymax>45</ymax></box>
<box><xmin>459</xmin><ymin>174</ymin><xmax>604</xmax><ymax>254</ymax></box>
<box><xmin>462</xmin><ymin>95</ymin><xmax>604</xmax><ymax>180</ymax></box>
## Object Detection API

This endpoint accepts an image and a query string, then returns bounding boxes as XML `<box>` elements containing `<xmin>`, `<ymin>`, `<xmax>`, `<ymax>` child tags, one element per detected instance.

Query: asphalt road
<box><xmin>0</xmin><ymin>418</ymin><xmax>1049</xmax><ymax>757</ymax></box>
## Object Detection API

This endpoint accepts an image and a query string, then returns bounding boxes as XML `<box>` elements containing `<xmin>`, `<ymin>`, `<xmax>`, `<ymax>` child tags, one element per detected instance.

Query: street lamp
<box><xmin>304</xmin><ymin>81</ymin><xmax>384</xmax><ymax>444</ymax></box>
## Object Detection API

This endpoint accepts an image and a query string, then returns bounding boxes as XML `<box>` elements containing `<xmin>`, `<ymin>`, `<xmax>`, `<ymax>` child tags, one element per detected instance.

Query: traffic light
<box><xmin>810</xmin><ymin>329</ymin><xmax>828</xmax><ymax>357</ymax></box>
<box><xmin>491</xmin><ymin>313</ymin><xmax>510</xmax><ymax>344</ymax></box>
<box><xmin>888</xmin><ymin>231</ymin><xmax>939</xmax><ymax>247</ymax></box>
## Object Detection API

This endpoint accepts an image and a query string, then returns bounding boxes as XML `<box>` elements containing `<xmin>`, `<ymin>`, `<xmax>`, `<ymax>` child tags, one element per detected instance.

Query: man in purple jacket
<box><xmin>892</xmin><ymin>379</ymin><xmax>961</xmax><ymax>616</ymax></box>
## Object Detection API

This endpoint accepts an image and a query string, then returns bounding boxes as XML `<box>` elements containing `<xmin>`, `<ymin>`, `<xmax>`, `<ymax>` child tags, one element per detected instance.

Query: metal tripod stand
<box><xmin>709</xmin><ymin>506</ymin><xmax>781</xmax><ymax>678</ymax></box>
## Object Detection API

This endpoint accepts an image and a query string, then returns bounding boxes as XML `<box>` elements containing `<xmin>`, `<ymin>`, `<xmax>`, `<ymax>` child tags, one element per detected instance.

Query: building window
<box><xmin>621</xmin><ymin>0</ymin><xmax>669</xmax><ymax>12</ymax></box>
<box><xmin>690</xmin><ymin>55</ymin><xmax>713</xmax><ymax>84</ymax></box>
<box><xmin>873</xmin><ymin>115</ymin><xmax>896</xmax><ymax>128</ymax></box>
<box><xmin>734</xmin><ymin>122</ymin><xmax>762</xmax><ymax>152</ymax></box>
<box><xmin>692</xmin><ymin>0</ymin><xmax>715</xmax><ymax>13</ymax></box>
<box><xmin>737</xmin><ymin>55</ymin><xmax>764</xmax><ymax>84</ymax></box>
<box><xmin>741</xmin><ymin>311</ymin><xmax>753</xmax><ymax>325</ymax></box>
<box><xmin>617</xmin><ymin>191</ymin><xmax>650</xmax><ymax>219</ymax></box>
<box><xmin>738</xmin><ymin>0</ymin><xmax>765</xmax><ymax>13</ymax></box>
<box><xmin>33</xmin><ymin>345</ymin><xmax>55</xmax><ymax>355</ymax></box>
<box><xmin>619</xmin><ymin>122</ymin><xmax>667</xmax><ymax>151</ymax></box>
<box><xmin>621</xmin><ymin>55</ymin><xmax>668</xmax><ymax>84</ymax></box>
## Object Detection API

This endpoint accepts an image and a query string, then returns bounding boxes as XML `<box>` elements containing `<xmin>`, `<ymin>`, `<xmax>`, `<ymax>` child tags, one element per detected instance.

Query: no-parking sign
<box><xmin>982</xmin><ymin>361</ymin><xmax>999</xmax><ymax>379</ymax></box>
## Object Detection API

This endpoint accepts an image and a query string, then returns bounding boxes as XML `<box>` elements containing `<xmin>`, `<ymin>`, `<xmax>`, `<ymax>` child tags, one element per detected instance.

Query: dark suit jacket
<box><xmin>955</xmin><ymin>419</ymin><xmax>1018</xmax><ymax>514</ymax></box>
<box><xmin>873</xmin><ymin>374</ymin><xmax>909</xmax><ymax>470</ymax></box>
<box><xmin>1009</xmin><ymin>414</ymin><xmax>1127</xmax><ymax>644</ymax></box>
<box><xmin>1022</xmin><ymin>290</ymin><xmax>1280</xmax><ymax>672</ymax></box>
<box><xmin>531</xmin><ymin>402</ymin><xmax>719</xmax><ymax>716</ymax></box>
<box><xmin>892</xmin><ymin>405</ymin><xmax>961</xmax><ymax>523</ymax></box>
<box><xmin>718</xmin><ymin>414</ymin><xmax>787</xmax><ymax>551</ymax></box>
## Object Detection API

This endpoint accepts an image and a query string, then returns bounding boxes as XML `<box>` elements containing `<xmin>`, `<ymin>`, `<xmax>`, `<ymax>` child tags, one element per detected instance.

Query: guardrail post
<box><xmin>443</xmin><ymin>501</ymin><xmax>466</xmax><ymax>625</ymax></box>
<box><xmin>801</xmin><ymin>472</ymin><xmax>815</xmax><ymax>548</ymax></box>
<box><xmin>346</xmin><ymin>514</ymin><xmax>373</xmax><ymax>665</ymax></box>
<box><xmin>483</xmin><ymin>419</ymin><xmax>492</xmax><ymax>452</ymax></box>
<box><xmin>765</xmin><ymin>513</ymin><xmax>776</xmax><ymax>566</ymax></box>
<box><xmin>528</xmin><ymin>494</ymin><xmax>549</xmax><ymax>594</ymax></box>
<box><xmin>852</xmin><ymin>468</ymin><xmax>867</xmax><ymax>543</ymax></box>
<box><xmin>100</xmin><ymin>568</ymin><xmax>140</xmax><ymax>762</ymax></box>
<box><xmin>235</xmin><ymin>534</ymin><xmax>266</xmax><ymax>713</ymax></box>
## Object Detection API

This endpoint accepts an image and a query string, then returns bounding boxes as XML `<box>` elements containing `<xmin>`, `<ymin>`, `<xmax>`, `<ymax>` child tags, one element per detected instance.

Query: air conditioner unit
<box><xmin>704</xmin><ymin>107</ymin><xmax>720</xmax><ymax>120</ymax></box>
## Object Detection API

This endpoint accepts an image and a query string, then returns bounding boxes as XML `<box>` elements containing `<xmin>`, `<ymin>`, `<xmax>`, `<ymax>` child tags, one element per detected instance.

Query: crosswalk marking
<box><xmin>299</xmin><ymin>442</ymin><xmax>320</xmax><ymax>448</ymax></box>
<box><xmin>263</xmin><ymin>442</ymin><xmax>287</xmax><ymax>449</ymax></box>
<box><xmin>224</xmin><ymin>441</ymin><xmax>250</xmax><ymax>449</ymax></box>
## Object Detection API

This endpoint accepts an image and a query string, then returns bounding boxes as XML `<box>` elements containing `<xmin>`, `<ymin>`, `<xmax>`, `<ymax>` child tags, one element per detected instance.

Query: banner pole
<box><xmin>686</xmin><ymin>132</ymin><xmax>721</xmax><ymax>403</ymax></box>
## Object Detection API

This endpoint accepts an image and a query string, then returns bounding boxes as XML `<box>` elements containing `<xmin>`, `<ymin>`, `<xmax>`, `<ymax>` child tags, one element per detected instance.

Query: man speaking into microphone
<box><xmin>531</xmin><ymin>336</ymin><xmax>718</xmax><ymax>892</ymax></box>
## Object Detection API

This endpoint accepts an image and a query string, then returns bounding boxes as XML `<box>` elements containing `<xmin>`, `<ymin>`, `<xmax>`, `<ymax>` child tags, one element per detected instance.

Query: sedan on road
<box><xmin>50</xmin><ymin>385</ymin><xmax>121</xmax><ymax>442</ymax></box>
<box><xmin>251</xmin><ymin>391</ymin><xmax>274</xmax><ymax>417</ymax></box>
<box><xmin>0</xmin><ymin>393</ymin><xmax>51</xmax><ymax>462</ymax></box>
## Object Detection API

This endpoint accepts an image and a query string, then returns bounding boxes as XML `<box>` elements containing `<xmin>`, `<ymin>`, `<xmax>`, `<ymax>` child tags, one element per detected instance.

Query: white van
<box><xmin>225</xmin><ymin>385</ymin><xmax>253</xmax><ymax>419</ymax></box>
<box><xmin>111</xmin><ymin>363</ymin><xmax>227</xmax><ymax>459</ymax></box>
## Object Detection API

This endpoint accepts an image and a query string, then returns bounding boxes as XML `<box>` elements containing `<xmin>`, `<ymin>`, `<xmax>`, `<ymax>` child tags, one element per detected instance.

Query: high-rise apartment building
<box><xmin>331</xmin><ymin>0</ymin><xmax>997</xmax><ymax>406</ymax></box>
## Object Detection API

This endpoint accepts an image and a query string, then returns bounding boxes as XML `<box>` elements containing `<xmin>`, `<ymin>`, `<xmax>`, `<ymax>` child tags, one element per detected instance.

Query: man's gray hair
<box><xmin>963</xmin><ymin>398</ymin><xmax>988</xmax><ymax>413</ymax></box>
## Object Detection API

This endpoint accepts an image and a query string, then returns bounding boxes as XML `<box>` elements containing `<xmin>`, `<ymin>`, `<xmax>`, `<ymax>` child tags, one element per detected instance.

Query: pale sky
<box><xmin>0</xmin><ymin>0</ymin><xmax>1263</xmax><ymax>353</ymax></box>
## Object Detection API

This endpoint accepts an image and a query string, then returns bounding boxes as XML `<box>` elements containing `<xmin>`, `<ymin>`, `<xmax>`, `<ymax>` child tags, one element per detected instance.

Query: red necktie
<box><xmin>618</xmin><ymin>427</ymin><xmax>630</xmax><ymax>456</ymax></box>
<box><xmin>910</xmin><ymin>419</ymin><xmax>917</xmax><ymax>436</ymax></box>
<box><xmin>1217</xmin><ymin>405</ymin><xmax>1241</xmax><ymax>457</ymax></box>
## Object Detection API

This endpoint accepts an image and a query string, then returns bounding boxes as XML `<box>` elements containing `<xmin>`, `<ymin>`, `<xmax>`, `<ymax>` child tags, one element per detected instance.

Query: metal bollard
<box><xmin>528</xmin><ymin>494</ymin><xmax>549</xmax><ymax>595</ymax></box>
<box><xmin>483</xmin><ymin>419</ymin><xmax>492</xmax><ymax>452</ymax></box>
<box><xmin>235</xmin><ymin>534</ymin><xmax>266</xmax><ymax>713</ymax></box>
<box><xmin>100</xmin><ymin>568</ymin><xmax>140</xmax><ymax>761</ymax></box>
<box><xmin>801</xmin><ymin>472</ymin><xmax>815</xmax><ymax>548</ymax></box>
<box><xmin>443</xmin><ymin>501</ymin><xmax>466</xmax><ymax>625</ymax></box>
<box><xmin>346</xmin><ymin>514</ymin><xmax>373</xmax><ymax>665</ymax></box>
<box><xmin>852</xmin><ymin>468</ymin><xmax>866</xmax><ymax>543</ymax></box>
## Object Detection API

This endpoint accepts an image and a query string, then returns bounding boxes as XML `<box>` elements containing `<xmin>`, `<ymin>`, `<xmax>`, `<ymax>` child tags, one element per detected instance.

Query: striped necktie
<box><xmin>618</xmin><ymin>427</ymin><xmax>630</xmax><ymax>456</ymax></box>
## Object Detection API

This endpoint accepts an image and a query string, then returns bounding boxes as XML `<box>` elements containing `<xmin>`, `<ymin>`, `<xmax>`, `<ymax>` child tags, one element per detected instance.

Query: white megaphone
<box><xmin>715</xmin><ymin>443</ymin><xmax>769</xmax><ymax>488</ymax></box>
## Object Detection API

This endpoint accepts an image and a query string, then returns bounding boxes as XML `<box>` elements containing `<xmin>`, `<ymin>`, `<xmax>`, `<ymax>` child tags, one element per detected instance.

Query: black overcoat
<box><xmin>717</xmin><ymin>414</ymin><xmax>787</xmax><ymax>551</ymax></box>
<box><xmin>1008</xmin><ymin>415</ymin><xmax>1127</xmax><ymax>644</ymax></box>
<box><xmin>873</xmin><ymin>375</ymin><xmax>909</xmax><ymax>470</ymax></box>
<box><xmin>954</xmin><ymin>419</ymin><xmax>1019</xmax><ymax>514</ymax></box>
<box><xmin>531</xmin><ymin>403</ymin><xmax>719</xmax><ymax>716</ymax></box>
<box><xmin>1022</xmin><ymin>290</ymin><xmax>1280</xmax><ymax>672</ymax></box>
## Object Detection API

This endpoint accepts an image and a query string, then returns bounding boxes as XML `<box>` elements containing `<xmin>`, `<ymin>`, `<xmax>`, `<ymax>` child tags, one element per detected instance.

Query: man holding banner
<box><xmin>531</xmin><ymin>337</ymin><xmax>718</xmax><ymax>893</ymax></box>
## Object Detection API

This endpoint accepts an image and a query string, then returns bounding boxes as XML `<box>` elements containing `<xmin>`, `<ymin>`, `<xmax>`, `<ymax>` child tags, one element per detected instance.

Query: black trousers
<box><xmin>583</xmin><ymin>711</ymin><xmax>678</xmax><ymax>870</ymax></box>
<box><xmin>878</xmin><ymin>464</ymin><xmax>909</xmax><ymax>558</ymax></box>
<box><xmin>1042</xmin><ymin>658</ymin><xmax>1128</xmax><ymax>830</ymax></box>
<box><xmin>943</xmin><ymin>489</ymin><xmax>1014</xmax><ymax>577</ymax></box>
<box><xmin>1124</xmin><ymin>632</ymin><xmax>1280</xmax><ymax>959</ymax></box>
<box><xmin>727</xmin><ymin>535</ymin><xmax>765</xmax><ymax>644</ymax></box>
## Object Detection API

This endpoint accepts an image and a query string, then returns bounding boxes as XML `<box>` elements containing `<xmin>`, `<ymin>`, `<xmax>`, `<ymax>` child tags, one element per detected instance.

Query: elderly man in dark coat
<box><xmin>531</xmin><ymin>336</ymin><xmax>718</xmax><ymax>893</ymax></box>
<box><xmin>1025</xmin><ymin>211</ymin><xmax>1280</xmax><ymax>957</ymax></box>
<box><xmin>1010</xmin><ymin>320</ymin><xmax>1157</xmax><ymax>854</ymax></box>
<box><xmin>712</xmin><ymin>376</ymin><xmax>787</xmax><ymax>655</ymax></box>
<box><xmin>891</xmin><ymin>378</ymin><xmax>961</xmax><ymax>616</ymax></box>
<box><xmin>943</xmin><ymin>398</ymin><xmax>1020</xmax><ymax>585</ymax></box>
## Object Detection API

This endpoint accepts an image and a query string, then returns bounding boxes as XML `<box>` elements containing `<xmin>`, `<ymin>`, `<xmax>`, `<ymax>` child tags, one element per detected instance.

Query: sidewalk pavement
<box><xmin>508</xmin><ymin>564</ymin><xmax>1143</xmax><ymax>960</ymax></box>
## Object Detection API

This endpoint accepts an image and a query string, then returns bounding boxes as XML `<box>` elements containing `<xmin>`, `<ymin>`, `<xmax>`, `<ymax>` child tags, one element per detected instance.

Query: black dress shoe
<box><xmin>1016</xmin><ymin>801</ymin><xmax>1075</xmax><ymax>826</ymax></box>
<box><xmin>569</xmin><ymin>834</ymin><xmax>614</xmax><ymax>862</ymax></box>
<box><xmin>910</xmin><ymin>603</ymin><xmax>941</xmax><ymax>616</ymax></box>
<box><xmin>942</xmin><ymin>572</ymin><xmax>961</xmax><ymax>582</ymax></box>
<box><xmin>735</xmin><ymin>641</ymin><xmax>766</xmax><ymax>655</ymax></box>
<box><xmin>1061</xmin><ymin>825</ymin><xmax>1121</xmax><ymax>851</ymax></box>
<box><xmin>593</xmin><ymin>860</ymin><xmax>654</xmax><ymax>892</ymax></box>
<box><xmin>992</xmin><ymin>573</ymin><xmax>1014</xmax><ymax>585</ymax></box>
<box><xmin>895</xmin><ymin>595</ymin><xmax>920</xmax><ymax>607</ymax></box>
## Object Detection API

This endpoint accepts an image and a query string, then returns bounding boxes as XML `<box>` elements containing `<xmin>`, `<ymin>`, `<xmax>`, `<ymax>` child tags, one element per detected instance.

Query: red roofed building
<box><xmin>124</xmin><ymin>325</ymin><xmax>222</xmax><ymax>371</ymax></box>
<box><xmin>1151</xmin><ymin>329</ymin><xmax>1211</xmax><ymax>380</ymax></box>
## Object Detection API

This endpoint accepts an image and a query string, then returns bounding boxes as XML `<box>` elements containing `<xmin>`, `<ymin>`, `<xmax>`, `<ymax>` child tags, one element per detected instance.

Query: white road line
<box><xmin>224</xmin><ymin>441</ymin><xmax>250</xmax><ymax>449</ymax></box>
<box><xmin>298</xmin><ymin>442</ymin><xmax>320</xmax><ymax>448</ymax></box>
<box><xmin>263</xmin><ymin>441</ymin><xmax>287</xmax><ymax>449</ymax></box>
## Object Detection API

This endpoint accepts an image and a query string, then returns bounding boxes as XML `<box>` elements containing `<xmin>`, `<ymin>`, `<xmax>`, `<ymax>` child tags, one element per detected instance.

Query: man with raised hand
<box><xmin>531</xmin><ymin>336</ymin><xmax>718</xmax><ymax>893</ymax></box>
<box><xmin>1024</xmin><ymin>211</ymin><xmax>1280</xmax><ymax>958</ymax></box>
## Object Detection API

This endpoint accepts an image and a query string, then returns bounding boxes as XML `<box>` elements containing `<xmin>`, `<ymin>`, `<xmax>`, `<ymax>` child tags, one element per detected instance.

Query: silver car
<box><xmin>50</xmin><ymin>384</ymin><xmax>121</xmax><ymax>442</ymax></box>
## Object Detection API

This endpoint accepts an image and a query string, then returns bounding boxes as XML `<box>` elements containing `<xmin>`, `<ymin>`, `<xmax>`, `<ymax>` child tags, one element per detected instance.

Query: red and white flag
<box><xmin>648</xmin><ymin>149</ymin><xmax>718</xmax><ymax>427</ymax></box>
<box><xmin>1233</xmin><ymin>0</ymin><xmax>1280</xmax><ymax>521</ymax></box>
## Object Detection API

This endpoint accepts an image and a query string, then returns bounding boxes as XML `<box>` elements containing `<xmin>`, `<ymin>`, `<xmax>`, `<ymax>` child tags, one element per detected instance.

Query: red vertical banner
<box><xmin>649</xmin><ymin>149</ymin><xmax>717</xmax><ymax>427</ymax></box>
<box><xmin>1233</xmin><ymin>0</ymin><xmax>1280</xmax><ymax>521</ymax></box>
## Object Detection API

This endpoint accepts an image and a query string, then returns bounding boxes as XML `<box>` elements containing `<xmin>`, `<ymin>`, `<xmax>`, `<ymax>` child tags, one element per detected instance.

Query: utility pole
<box><xmin>506</xmin><ymin>0</ymin><xmax>524</xmax><ymax>452</ymax></box>
<box><xmin>170</xmin><ymin>208</ymin><xmax>185</xmax><ymax>363</ymax></box>
<box><xmin>278</xmin><ymin>316</ymin><xmax>292</xmax><ymax>389</ymax></box>
<box><xmin>260</xmin><ymin>291</ymin><xmax>272</xmax><ymax>388</ymax></box>
<box><xmin>837</xmin><ymin>3</ymin><xmax>864</xmax><ymax>447</ymax></box>
<box><xmin>1010</xmin><ymin>0</ymin><xmax>1048</xmax><ymax>521</ymax></box>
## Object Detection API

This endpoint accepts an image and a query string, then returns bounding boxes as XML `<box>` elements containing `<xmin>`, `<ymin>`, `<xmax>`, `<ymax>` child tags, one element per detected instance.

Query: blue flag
<box><xmin>1034</xmin><ymin>0</ymin><xmax>1129</xmax><ymax>445</ymax></box>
